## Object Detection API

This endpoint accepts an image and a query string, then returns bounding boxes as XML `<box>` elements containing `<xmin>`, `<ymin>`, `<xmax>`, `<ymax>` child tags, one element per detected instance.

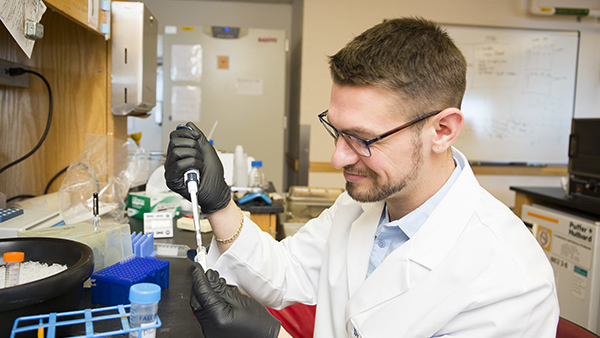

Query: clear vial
<box><xmin>3</xmin><ymin>252</ymin><xmax>24</xmax><ymax>288</ymax></box>
<box><xmin>129</xmin><ymin>283</ymin><xmax>161</xmax><ymax>338</ymax></box>
<box><xmin>248</xmin><ymin>160</ymin><xmax>267</xmax><ymax>191</ymax></box>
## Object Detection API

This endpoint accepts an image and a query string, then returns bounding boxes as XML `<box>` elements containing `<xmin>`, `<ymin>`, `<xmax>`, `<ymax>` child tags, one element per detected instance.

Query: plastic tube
<box><xmin>4</xmin><ymin>251</ymin><xmax>24</xmax><ymax>287</ymax></box>
<box><xmin>129</xmin><ymin>283</ymin><xmax>161</xmax><ymax>338</ymax></box>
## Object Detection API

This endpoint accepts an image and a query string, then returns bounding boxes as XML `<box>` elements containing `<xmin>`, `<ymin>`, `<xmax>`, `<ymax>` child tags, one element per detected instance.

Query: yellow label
<box><xmin>181</xmin><ymin>26</ymin><xmax>195</xmax><ymax>31</ymax></box>
<box><xmin>537</xmin><ymin>226</ymin><xmax>552</xmax><ymax>251</ymax></box>
<box><xmin>218</xmin><ymin>56</ymin><xmax>229</xmax><ymax>69</ymax></box>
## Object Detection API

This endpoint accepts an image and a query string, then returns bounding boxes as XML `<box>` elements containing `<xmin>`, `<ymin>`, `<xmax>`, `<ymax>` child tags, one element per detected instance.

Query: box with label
<box><xmin>127</xmin><ymin>191</ymin><xmax>181</xmax><ymax>219</ymax></box>
<box><xmin>522</xmin><ymin>204</ymin><xmax>600</xmax><ymax>334</ymax></box>
<box><xmin>144</xmin><ymin>212</ymin><xmax>174</xmax><ymax>238</ymax></box>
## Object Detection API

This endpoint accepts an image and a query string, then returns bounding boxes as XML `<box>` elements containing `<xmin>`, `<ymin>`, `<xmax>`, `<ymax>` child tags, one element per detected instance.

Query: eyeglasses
<box><xmin>318</xmin><ymin>109</ymin><xmax>442</xmax><ymax>157</ymax></box>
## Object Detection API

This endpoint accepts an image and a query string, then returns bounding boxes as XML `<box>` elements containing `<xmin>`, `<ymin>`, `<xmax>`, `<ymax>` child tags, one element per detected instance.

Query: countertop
<box><xmin>74</xmin><ymin>218</ymin><xmax>211</xmax><ymax>337</ymax></box>
<box><xmin>510</xmin><ymin>186</ymin><xmax>600</xmax><ymax>218</ymax></box>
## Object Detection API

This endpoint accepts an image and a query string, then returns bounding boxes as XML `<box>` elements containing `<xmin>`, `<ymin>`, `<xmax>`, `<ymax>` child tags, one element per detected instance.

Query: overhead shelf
<box><xmin>45</xmin><ymin>0</ymin><xmax>108</xmax><ymax>37</ymax></box>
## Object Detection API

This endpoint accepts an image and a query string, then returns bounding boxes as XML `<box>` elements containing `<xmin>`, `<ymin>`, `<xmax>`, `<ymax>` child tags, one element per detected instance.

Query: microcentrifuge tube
<box><xmin>4</xmin><ymin>251</ymin><xmax>24</xmax><ymax>288</ymax></box>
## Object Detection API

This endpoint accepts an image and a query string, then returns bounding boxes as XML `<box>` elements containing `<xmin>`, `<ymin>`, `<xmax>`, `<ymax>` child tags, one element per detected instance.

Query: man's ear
<box><xmin>430</xmin><ymin>108</ymin><xmax>463</xmax><ymax>154</ymax></box>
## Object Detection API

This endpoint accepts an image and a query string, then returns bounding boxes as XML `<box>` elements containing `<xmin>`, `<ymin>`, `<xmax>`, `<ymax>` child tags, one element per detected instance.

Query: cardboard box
<box><xmin>127</xmin><ymin>191</ymin><xmax>180</xmax><ymax>219</ymax></box>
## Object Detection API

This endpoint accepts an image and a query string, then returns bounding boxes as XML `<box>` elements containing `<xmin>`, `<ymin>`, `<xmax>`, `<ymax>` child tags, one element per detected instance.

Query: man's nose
<box><xmin>331</xmin><ymin>137</ymin><xmax>360</xmax><ymax>169</ymax></box>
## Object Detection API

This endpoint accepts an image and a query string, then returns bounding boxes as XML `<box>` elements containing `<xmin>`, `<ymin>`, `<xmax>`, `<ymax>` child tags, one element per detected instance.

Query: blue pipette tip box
<box><xmin>90</xmin><ymin>257</ymin><xmax>169</xmax><ymax>306</ymax></box>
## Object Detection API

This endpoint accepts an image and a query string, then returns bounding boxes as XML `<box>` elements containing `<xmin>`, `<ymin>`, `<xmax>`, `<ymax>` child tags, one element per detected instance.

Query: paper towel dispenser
<box><xmin>110</xmin><ymin>1</ymin><xmax>158</xmax><ymax>116</ymax></box>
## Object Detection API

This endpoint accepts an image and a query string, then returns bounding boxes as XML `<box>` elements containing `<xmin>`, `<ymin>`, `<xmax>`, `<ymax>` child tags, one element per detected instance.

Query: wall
<box><xmin>299</xmin><ymin>0</ymin><xmax>600</xmax><ymax>207</ymax></box>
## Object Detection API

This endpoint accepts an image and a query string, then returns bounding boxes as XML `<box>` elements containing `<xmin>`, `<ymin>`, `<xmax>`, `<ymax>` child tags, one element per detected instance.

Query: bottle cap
<box><xmin>251</xmin><ymin>160</ymin><xmax>262</xmax><ymax>167</ymax></box>
<box><xmin>3</xmin><ymin>251</ymin><xmax>24</xmax><ymax>263</ymax></box>
<box><xmin>129</xmin><ymin>283</ymin><xmax>161</xmax><ymax>304</ymax></box>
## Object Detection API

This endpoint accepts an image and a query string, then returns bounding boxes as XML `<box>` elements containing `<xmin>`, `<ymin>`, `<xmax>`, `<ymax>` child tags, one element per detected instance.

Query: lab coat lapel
<box><xmin>409</xmin><ymin>163</ymin><xmax>481</xmax><ymax>270</ymax></box>
<box><xmin>345</xmin><ymin>238</ymin><xmax>412</xmax><ymax>322</ymax></box>
<box><xmin>346</xmin><ymin>201</ymin><xmax>384</xmax><ymax>297</ymax></box>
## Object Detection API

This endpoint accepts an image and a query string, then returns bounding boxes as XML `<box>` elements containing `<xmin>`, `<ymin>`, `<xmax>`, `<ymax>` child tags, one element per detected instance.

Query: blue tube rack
<box><xmin>10</xmin><ymin>304</ymin><xmax>161</xmax><ymax>338</ymax></box>
<box><xmin>91</xmin><ymin>257</ymin><xmax>169</xmax><ymax>306</ymax></box>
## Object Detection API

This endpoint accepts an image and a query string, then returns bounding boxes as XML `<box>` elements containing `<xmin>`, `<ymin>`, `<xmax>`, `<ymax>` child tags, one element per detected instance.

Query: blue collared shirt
<box><xmin>366</xmin><ymin>154</ymin><xmax>465</xmax><ymax>278</ymax></box>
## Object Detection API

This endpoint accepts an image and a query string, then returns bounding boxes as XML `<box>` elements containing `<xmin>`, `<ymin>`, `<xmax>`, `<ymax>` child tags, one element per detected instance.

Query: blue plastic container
<box><xmin>91</xmin><ymin>257</ymin><xmax>169</xmax><ymax>306</ymax></box>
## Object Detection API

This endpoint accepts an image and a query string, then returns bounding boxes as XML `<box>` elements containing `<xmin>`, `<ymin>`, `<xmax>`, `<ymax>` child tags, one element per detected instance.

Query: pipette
<box><xmin>176</xmin><ymin>124</ymin><xmax>207</xmax><ymax>270</ymax></box>
<box><xmin>184</xmin><ymin>169</ymin><xmax>207</xmax><ymax>269</ymax></box>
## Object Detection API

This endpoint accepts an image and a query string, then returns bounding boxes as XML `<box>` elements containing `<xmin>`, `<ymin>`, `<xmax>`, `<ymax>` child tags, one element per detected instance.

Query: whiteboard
<box><xmin>445</xmin><ymin>25</ymin><xmax>579</xmax><ymax>165</ymax></box>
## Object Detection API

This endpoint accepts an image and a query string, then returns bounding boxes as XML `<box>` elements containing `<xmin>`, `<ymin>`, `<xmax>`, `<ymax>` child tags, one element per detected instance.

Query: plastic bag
<box><xmin>58</xmin><ymin>134</ymin><xmax>143</xmax><ymax>225</ymax></box>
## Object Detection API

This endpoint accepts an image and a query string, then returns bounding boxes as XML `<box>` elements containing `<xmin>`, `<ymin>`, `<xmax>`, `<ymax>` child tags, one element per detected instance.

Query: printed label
<box><xmin>537</xmin><ymin>226</ymin><xmax>552</xmax><ymax>251</ymax></box>
<box><xmin>572</xmin><ymin>266</ymin><xmax>588</xmax><ymax>300</ymax></box>
<box><xmin>132</xmin><ymin>196</ymin><xmax>146</xmax><ymax>208</ymax></box>
<box><xmin>552</xmin><ymin>232</ymin><xmax>592</xmax><ymax>267</ymax></box>
<box><xmin>568</xmin><ymin>221</ymin><xmax>594</xmax><ymax>244</ymax></box>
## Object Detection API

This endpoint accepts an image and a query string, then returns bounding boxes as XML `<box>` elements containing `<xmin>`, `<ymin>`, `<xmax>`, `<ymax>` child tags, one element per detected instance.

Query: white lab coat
<box><xmin>207</xmin><ymin>148</ymin><xmax>559</xmax><ymax>338</ymax></box>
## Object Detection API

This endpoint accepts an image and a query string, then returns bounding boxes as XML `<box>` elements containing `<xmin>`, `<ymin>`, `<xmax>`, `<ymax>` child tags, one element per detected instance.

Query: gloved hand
<box><xmin>190</xmin><ymin>263</ymin><xmax>281</xmax><ymax>338</ymax></box>
<box><xmin>164</xmin><ymin>122</ymin><xmax>230</xmax><ymax>214</ymax></box>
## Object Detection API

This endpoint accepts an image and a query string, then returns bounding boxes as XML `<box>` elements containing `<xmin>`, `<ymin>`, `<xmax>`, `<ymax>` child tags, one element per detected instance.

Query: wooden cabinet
<box><xmin>249</xmin><ymin>213</ymin><xmax>278</xmax><ymax>238</ymax></box>
<box><xmin>0</xmin><ymin>0</ymin><xmax>125</xmax><ymax>200</ymax></box>
<box><xmin>239</xmin><ymin>199</ymin><xmax>285</xmax><ymax>239</ymax></box>
<box><xmin>44</xmin><ymin>0</ymin><xmax>106</xmax><ymax>35</ymax></box>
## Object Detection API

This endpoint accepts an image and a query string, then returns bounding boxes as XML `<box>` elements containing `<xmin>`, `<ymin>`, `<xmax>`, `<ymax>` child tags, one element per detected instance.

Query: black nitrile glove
<box><xmin>190</xmin><ymin>263</ymin><xmax>281</xmax><ymax>338</ymax></box>
<box><xmin>164</xmin><ymin>122</ymin><xmax>230</xmax><ymax>214</ymax></box>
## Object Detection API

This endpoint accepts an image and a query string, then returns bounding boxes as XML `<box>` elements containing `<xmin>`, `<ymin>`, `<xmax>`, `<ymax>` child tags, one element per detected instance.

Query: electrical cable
<box><xmin>0</xmin><ymin>68</ymin><xmax>53</xmax><ymax>175</ymax></box>
<box><xmin>44</xmin><ymin>165</ymin><xmax>69</xmax><ymax>194</ymax></box>
<box><xmin>7</xmin><ymin>194</ymin><xmax>36</xmax><ymax>203</ymax></box>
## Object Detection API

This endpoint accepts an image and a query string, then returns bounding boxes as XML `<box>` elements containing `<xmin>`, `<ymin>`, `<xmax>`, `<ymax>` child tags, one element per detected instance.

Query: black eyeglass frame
<box><xmin>318</xmin><ymin>109</ymin><xmax>443</xmax><ymax>157</ymax></box>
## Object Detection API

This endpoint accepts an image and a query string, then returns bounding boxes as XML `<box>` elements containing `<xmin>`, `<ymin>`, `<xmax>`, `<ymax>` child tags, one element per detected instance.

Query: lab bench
<box><xmin>239</xmin><ymin>198</ymin><xmax>284</xmax><ymax>239</ymax></box>
<box><xmin>510</xmin><ymin>186</ymin><xmax>600</xmax><ymax>220</ymax></box>
<box><xmin>72</xmin><ymin>197</ymin><xmax>283</xmax><ymax>337</ymax></box>
<box><xmin>72</xmin><ymin>218</ymin><xmax>207</xmax><ymax>337</ymax></box>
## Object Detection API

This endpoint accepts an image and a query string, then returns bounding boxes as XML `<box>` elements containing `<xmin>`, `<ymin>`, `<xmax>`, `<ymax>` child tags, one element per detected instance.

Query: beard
<box><xmin>346</xmin><ymin>136</ymin><xmax>423</xmax><ymax>203</ymax></box>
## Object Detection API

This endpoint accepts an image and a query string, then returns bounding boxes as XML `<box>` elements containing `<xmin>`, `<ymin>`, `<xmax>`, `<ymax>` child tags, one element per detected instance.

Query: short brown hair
<box><xmin>329</xmin><ymin>17</ymin><xmax>467</xmax><ymax>118</ymax></box>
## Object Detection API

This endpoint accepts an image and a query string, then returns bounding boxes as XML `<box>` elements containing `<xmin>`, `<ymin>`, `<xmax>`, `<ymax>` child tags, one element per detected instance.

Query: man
<box><xmin>165</xmin><ymin>17</ymin><xmax>559</xmax><ymax>337</ymax></box>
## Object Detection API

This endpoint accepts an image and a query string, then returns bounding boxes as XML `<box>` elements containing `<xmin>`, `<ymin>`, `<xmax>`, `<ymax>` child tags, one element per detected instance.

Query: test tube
<box><xmin>4</xmin><ymin>251</ymin><xmax>24</xmax><ymax>287</ymax></box>
<box><xmin>129</xmin><ymin>283</ymin><xmax>161</xmax><ymax>338</ymax></box>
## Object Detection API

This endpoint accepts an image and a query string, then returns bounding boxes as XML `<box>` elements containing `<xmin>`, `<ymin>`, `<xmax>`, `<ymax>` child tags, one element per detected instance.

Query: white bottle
<box><xmin>248</xmin><ymin>160</ymin><xmax>267</xmax><ymax>192</ymax></box>
<box><xmin>234</xmin><ymin>145</ymin><xmax>248</xmax><ymax>187</ymax></box>
<box><xmin>129</xmin><ymin>283</ymin><xmax>161</xmax><ymax>338</ymax></box>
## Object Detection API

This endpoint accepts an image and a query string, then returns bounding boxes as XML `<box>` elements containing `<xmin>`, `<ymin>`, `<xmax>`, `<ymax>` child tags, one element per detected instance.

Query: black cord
<box><xmin>0</xmin><ymin>68</ymin><xmax>53</xmax><ymax>175</ymax></box>
<box><xmin>6</xmin><ymin>194</ymin><xmax>36</xmax><ymax>203</ymax></box>
<box><xmin>44</xmin><ymin>165</ymin><xmax>69</xmax><ymax>194</ymax></box>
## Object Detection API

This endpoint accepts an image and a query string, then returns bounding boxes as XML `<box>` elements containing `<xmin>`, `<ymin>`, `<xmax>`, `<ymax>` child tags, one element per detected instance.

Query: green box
<box><xmin>127</xmin><ymin>191</ymin><xmax>181</xmax><ymax>219</ymax></box>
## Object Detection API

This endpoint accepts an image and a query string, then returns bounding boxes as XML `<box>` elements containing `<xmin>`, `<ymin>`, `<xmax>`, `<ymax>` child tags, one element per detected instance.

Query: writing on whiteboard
<box><xmin>445</xmin><ymin>25</ymin><xmax>578</xmax><ymax>164</ymax></box>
